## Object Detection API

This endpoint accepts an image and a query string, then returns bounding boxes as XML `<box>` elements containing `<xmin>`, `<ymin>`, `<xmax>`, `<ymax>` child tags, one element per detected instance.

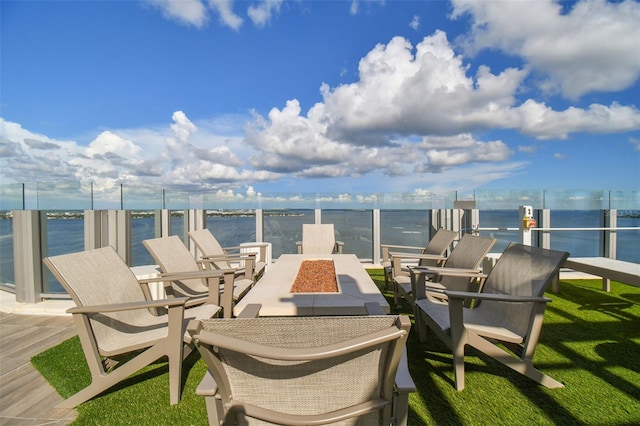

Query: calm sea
<box><xmin>0</xmin><ymin>210</ymin><xmax>638</xmax><ymax>293</ymax></box>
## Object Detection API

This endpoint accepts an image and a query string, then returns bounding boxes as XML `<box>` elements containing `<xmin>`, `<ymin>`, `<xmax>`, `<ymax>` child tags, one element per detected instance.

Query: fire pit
<box><xmin>290</xmin><ymin>259</ymin><xmax>339</xmax><ymax>293</ymax></box>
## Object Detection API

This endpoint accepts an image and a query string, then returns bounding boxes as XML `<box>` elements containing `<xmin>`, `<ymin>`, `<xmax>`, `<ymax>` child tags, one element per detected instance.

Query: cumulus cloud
<box><xmin>245</xmin><ymin>30</ymin><xmax>640</xmax><ymax>180</ymax></box>
<box><xmin>451</xmin><ymin>0</ymin><xmax>640</xmax><ymax>99</ymax></box>
<box><xmin>417</xmin><ymin>134</ymin><xmax>512</xmax><ymax>172</ymax></box>
<box><xmin>4</xmin><ymin>1</ymin><xmax>639</xmax><ymax>195</ymax></box>
<box><xmin>0</xmin><ymin>114</ymin><xmax>279</xmax><ymax>192</ymax></box>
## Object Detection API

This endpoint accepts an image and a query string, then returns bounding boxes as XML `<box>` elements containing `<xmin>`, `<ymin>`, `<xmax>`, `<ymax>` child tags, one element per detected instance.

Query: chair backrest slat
<box><xmin>418</xmin><ymin>229</ymin><xmax>457</xmax><ymax>267</ymax></box>
<box><xmin>302</xmin><ymin>223</ymin><xmax>336</xmax><ymax>254</ymax></box>
<box><xmin>478</xmin><ymin>243</ymin><xmax>569</xmax><ymax>336</ymax></box>
<box><xmin>439</xmin><ymin>234</ymin><xmax>496</xmax><ymax>292</ymax></box>
<box><xmin>143</xmin><ymin>236</ymin><xmax>208</xmax><ymax>293</ymax></box>
<box><xmin>191</xmin><ymin>315</ymin><xmax>410</xmax><ymax>425</ymax></box>
<box><xmin>188</xmin><ymin>229</ymin><xmax>232</xmax><ymax>269</ymax></box>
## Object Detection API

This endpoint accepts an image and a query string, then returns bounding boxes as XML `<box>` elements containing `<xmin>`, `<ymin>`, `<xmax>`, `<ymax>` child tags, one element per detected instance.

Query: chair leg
<box><xmin>167</xmin><ymin>304</ymin><xmax>186</xmax><ymax>405</ymax></box>
<box><xmin>383</xmin><ymin>266</ymin><xmax>390</xmax><ymax>291</ymax></box>
<box><xmin>448</xmin><ymin>298</ymin><xmax>467</xmax><ymax>391</ymax></box>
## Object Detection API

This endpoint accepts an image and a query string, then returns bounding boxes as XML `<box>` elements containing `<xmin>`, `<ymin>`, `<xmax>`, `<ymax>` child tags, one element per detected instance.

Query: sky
<box><xmin>1</xmin><ymin>0</ymin><xmax>639</xmax><ymax>203</ymax></box>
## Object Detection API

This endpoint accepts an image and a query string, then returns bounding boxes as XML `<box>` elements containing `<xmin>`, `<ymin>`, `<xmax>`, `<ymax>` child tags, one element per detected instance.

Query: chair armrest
<box><xmin>381</xmin><ymin>244</ymin><xmax>425</xmax><ymax>251</ymax></box>
<box><xmin>395</xmin><ymin>349</ymin><xmax>416</xmax><ymax>393</ymax></box>
<box><xmin>67</xmin><ymin>297</ymin><xmax>188</xmax><ymax>314</ymax></box>
<box><xmin>390</xmin><ymin>252</ymin><xmax>446</xmax><ymax>261</ymax></box>
<box><xmin>445</xmin><ymin>290</ymin><xmax>551</xmax><ymax>304</ymax></box>
<box><xmin>150</xmin><ymin>269</ymin><xmax>236</xmax><ymax>282</ymax></box>
<box><xmin>236</xmin><ymin>304</ymin><xmax>262</xmax><ymax>318</ymax></box>
<box><xmin>201</xmin><ymin>253</ymin><xmax>256</xmax><ymax>261</ymax></box>
<box><xmin>411</xmin><ymin>266</ymin><xmax>486</xmax><ymax>278</ymax></box>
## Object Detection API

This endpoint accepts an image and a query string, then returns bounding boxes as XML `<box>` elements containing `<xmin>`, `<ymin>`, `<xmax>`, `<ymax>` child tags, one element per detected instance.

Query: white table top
<box><xmin>564</xmin><ymin>257</ymin><xmax>640</xmax><ymax>287</ymax></box>
<box><xmin>233</xmin><ymin>254</ymin><xmax>390</xmax><ymax>316</ymax></box>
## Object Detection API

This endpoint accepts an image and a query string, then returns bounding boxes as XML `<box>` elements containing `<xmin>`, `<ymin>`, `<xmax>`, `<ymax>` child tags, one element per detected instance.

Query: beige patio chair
<box><xmin>381</xmin><ymin>229</ymin><xmax>457</xmax><ymax>290</ymax></box>
<box><xmin>188</xmin><ymin>312</ymin><xmax>411</xmax><ymax>426</ymax></box>
<box><xmin>143</xmin><ymin>235</ymin><xmax>254</xmax><ymax>318</ymax></box>
<box><xmin>188</xmin><ymin>229</ymin><xmax>267</xmax><ymax>281</ymax></box>
<box><xmin>392</xmin><ymin>233</ymin><xmax>496</xmax><ymax>308</ymax></box>
<box><xmin>296</xmin><ymin>223</ymin><xmax>344</xmax><ymax>254</ymax></box>
<box><xmin>43</xmin><ymin>246</ymin><xmax>222</xmax><ymax>408</ymax></box>
<box><xmin>415</xmin><ymin>243</ymin><xmax>569</xmax><ymax>391</ymax></box>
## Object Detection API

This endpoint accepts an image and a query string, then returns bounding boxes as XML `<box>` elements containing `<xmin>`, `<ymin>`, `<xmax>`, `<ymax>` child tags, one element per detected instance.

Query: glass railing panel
<box><xmin>264</xmin><ymin>209</ymin><xmax>314</xmax><ymax>258</ymax></box>
<box><xmin>0</xmin><ymin>184</ymin><xmax>25</xmax><ymax>210</ymax></box>
<box><xmin>37</xmin><ymin>182</ymin><xmax>93</xmax><ymax>210</ymax></box>
<box><xmin>164</xmin><ymin>190</ymin><xmax>191</xmax><ymax>210</ymax></box>
<box><xmin>617</xmin><ymin>211</ymin><xmax>640</xmax><ymax>263</ymax></box>
<box><xmin>474</xmin><ymin>189</ymin><xmax>543</xmax><ymax>210</ymax></box>
<box><xmin>131</xmin><ymin>211</ymin><xmax>156</xmax><ymax>266</ymax></box>
<box><xmin>170</xmin><ymin>211</ymin><xmax>185</xmax><ymax>241</ymax></box>
<box><xmin>0</xmin><ymin>212</ymin><xmax>14</xmax><ymax>287</ymax></box>
<box><xmin>609</xmin><ymin>190</ymin><xmax>640</xmax><ymax>210</ymax></box>
<box><xmin>376</xmin><ymin>192</ymin><xmax>433</xmax><ymax>210</ymax></box>
<box><xmin>43</xmin><ymin>211</ymin><xmax>84</xmax><ymax>294</ymax></box>
<box><xmin>548</xmin><ymin>210</ymin><xmax>601</xmax><ymax>257</ymax></box>
<box><xmin>203</xmin><ymin>190</ymin><xmax>260</xmax><ymax>210</ymax></box>
<box><xmin>122</xmin><ymin>185</ymin><xmax>163</xmax><ymax>210</ymax></box>
<box><xmin>317</xmin><ymin>193</ymin><xmax>376</xmax><ymax>210</ymax></box>
<box><xmin>258</xmin><ymin>193</ymin><xmax>316</xmax><ymax>210</ymax></box>
<box><xmin>322</xmin><ymin>209</ymin><xmax>373</xmax><ymax>261</ymax></box>
<box><xmin>477</xmin><ymin>209</ymin><xmax>520</xmax><ymax>254</ymax></box>
<box><xmin>205</xmin><ymin>211</ymin><xmax>257</xmax><ymax>248</ymax></box>
<box><xmin>443</xmin><ymin>191</ymin><xmax>458</xmax><ymax>209</ymax></box>
<box><xmin>380</xmin><ymin>210</ymin><xmax>431</xmax><ymax>249</ymax></box>
<box><xmin>543</xmin><ymin>190</ymin><xmax>608</xmax><ymax>210</ymax></box>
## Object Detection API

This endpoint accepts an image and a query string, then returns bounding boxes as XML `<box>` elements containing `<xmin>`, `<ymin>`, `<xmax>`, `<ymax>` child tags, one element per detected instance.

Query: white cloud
<box><xmin>451</xmin><ymin>0</ymin><xmax>640</xmax><ymax>99</ymax></box>
<box><xmin>247</xmin><ymin>0</ymin><xmax>283</xmax><ymax>27</ymax></box>
<box><xmin>518</xmin><ymin>145</ymin><xmax>538</xmax><ymax>154</ymax></box>
<box><xmin>0</xmin><ymin>113</ymin><xmax>279</xmax><ymax>191</ymax></box>
<box><xmin>409</xmin><ymin>15</ymin><xmax>420</xmax><ymax>30</ymax></box>
<box><xmin>418</xmin><ymin>134</ymin><xmax>512</xmax><ymax>171</ymax></box>
<box><xmin>208</xmin><ymin>0</ymin><xmax>243</xmax><ymax>30</ymax></box>
<box><xmin>146</xmin><ymin>0</ymin><xmax>208</xmax><ymax>27</ymax></box>
<box><xmin>245</xmin><ymin>31</ymin><xmax>640</xmax><ymax>182</ymax></box>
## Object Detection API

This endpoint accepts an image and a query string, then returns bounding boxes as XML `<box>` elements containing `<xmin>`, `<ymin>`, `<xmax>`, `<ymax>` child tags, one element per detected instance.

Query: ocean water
<box><xmin>0</xmin><ymin>209</ymin><xmax>638</xmax><ymax>294</ymax></box>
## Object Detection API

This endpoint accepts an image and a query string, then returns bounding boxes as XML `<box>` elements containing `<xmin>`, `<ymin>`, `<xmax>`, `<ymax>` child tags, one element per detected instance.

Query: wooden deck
<box><xmin>0</xmin><ymin>312</ymin><xmax>77</xmax><ymax>425</ymax></box>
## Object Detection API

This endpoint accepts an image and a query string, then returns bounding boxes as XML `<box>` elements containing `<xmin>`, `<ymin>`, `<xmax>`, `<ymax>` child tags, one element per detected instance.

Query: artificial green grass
<box><xmin>32</xmin><ymin>273</ymin><xmax>640</xmax><ymax>425</ymax></box>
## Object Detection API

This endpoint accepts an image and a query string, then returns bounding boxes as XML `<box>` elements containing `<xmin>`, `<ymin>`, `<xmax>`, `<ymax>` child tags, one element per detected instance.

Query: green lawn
<box><xmin>32</xmin><ymin>272</ymin><xmax>640</xmax><ymax>425</ymax></box>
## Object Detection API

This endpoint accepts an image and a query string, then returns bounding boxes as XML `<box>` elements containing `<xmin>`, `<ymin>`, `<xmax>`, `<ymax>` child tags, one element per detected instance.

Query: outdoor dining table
<box><xmin>233</xmin><ymin>254</ymin><xmax>390</xmax><ymax>317</ymax></box>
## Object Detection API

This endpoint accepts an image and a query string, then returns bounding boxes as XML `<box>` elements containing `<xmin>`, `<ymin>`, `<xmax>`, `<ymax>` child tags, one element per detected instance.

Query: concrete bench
<box><xmin>561</xmin><ymin>257</ymin><xmax>640</xmax><ymax>292</ymax></box>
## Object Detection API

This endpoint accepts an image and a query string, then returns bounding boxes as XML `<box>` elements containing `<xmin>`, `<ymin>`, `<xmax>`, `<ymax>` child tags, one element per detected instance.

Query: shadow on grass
<box><xmin>32</xmin><ymin>337</ymin><xmax>202</xmax><ymax>404</ymax></box>
<box><xmin>370</xmin><ymin>270</ymin><xmax>640</xmax><ymax>425</ymax></box>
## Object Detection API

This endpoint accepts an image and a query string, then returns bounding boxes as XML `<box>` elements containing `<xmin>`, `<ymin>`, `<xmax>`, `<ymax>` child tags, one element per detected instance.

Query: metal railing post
<box><xmin>372</xmin><ymin>208</ymin><xmax>381</xmax><ymax>265</ymax></box>
<box><xmin>12</xmin><ymin>210</ymin><xmax>44</xmax><ymax>302</ymax></box>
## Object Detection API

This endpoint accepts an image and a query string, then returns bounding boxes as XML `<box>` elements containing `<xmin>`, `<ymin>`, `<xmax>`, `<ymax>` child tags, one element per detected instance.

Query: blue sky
<box><xmin>1</xmin><ymin>0</ymin><xmax>639</xmax><ymax>202</ymax></box>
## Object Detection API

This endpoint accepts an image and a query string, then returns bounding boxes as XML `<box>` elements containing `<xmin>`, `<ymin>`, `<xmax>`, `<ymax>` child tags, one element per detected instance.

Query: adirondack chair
<box><xmin>43</xmin><ymin>246</ymin><xmax>222</xmax><ymax>408</ymax></box>
<box><xmin>414</xmin><ymin>243</ymin><xmax>569</xmax><ymax>390</ymax></box>
<box><xmin>188</xmin><ymin>228</ymin><xmax>267</xmax><ymax>281</ymax></box>
<box><xmin>381</xmin><ymin>229</ymin><xmax>458</xmax><ymax>290</ymax></box>
<box><xmin>296</xmin><ymin>223</ymin><xmax>344</xmax><ymax>254</ymax></box>
<box><xmin>392</xmin><ymin>234</ymin><xmax>496</xmax><ymax>308</ymax></box>
<box><xmin>188</xmin><ymin>313</ymin><xmax>411</xmax><ymax>425</ymax></box>
<box><xmin>143</xmin><ymin>235</ymin><xmax>253</xmax><ymax>317</ymax></box>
